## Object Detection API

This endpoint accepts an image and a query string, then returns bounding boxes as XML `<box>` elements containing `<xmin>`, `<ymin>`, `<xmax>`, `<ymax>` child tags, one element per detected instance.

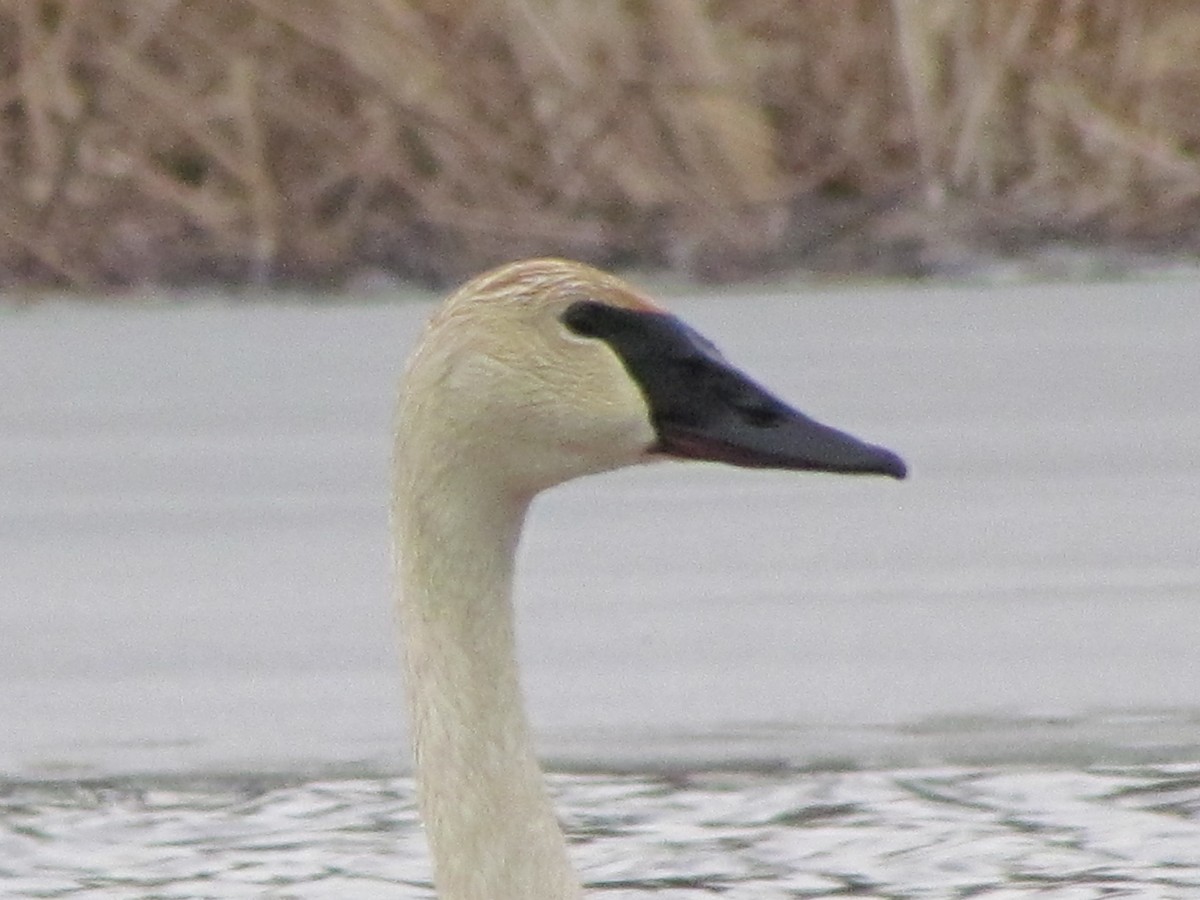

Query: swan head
<box><xmin>397</xmin><ymin>258</ymin><xmax>905</xmax><ymax>498</ymax></box>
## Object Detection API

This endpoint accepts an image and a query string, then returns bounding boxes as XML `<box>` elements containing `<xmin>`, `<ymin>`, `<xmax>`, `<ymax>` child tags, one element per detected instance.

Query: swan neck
<box><xmin>394</xmin><ymin>472</ymin><xmax>582</xmax><ymax>900</ymax></box>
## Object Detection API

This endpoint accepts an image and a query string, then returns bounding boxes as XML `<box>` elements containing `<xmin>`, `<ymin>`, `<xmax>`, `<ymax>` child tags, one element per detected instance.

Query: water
<box><xmin>2</xmin><ymin>276</ymin><xmax>1199</xmax><ymax>894</ymax></box>
<box><xmin>4</xmin><ymin>766</ymin><xmax>1200</xmax><ymax>898</ymax></box>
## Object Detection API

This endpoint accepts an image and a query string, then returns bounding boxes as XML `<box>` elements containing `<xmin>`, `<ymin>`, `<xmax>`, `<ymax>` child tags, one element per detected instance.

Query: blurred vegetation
<box><xmin>2</xmin><ymin>0</ymin><xmax>1200</xmax><ymax>289</ymax></box>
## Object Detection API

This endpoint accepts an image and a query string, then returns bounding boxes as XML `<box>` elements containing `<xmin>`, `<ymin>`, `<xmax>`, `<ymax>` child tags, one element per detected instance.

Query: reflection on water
<box><xmin>3</xmin><ymin>765</ymin><xmax>1199</xmax><ymax>898</ymax></box>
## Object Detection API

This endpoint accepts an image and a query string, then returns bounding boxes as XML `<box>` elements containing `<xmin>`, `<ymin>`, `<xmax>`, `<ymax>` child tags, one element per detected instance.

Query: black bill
<box><xmin>562</xmin><ymin>300</ymin><xmax>906</xmax><ymax>479</ymax></box>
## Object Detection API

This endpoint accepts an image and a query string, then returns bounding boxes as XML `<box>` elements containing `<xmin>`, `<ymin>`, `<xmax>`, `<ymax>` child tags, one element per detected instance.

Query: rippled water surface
<box><xmin>5</xmin><ymin>766</ymin><xmax>1200</xmax><ymax>898</ymax></box>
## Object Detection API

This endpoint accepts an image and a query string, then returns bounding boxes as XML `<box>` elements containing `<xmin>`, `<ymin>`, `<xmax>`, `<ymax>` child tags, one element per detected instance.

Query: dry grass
<box><xmin>892</xmin><ymin>0</ymin><xmax>1200</xmax><ymax>228</ymax></box>
<box><xmin>2</xmin><ymin>0</ymin><xmax>1199</xmax><ymax>289</ymax></box>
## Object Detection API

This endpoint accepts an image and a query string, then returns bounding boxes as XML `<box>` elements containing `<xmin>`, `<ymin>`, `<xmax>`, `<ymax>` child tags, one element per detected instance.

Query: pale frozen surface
<box><xmin>1</xmin><ymin>277</ymin><xmax>1199</xmax><ymax>895</ymax></box>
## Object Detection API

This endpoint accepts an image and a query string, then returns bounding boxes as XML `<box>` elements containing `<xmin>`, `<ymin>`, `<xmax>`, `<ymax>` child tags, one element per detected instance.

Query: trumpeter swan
<box><xmin>392</xmin><ymin>259</ymin><xmax>905</xmax><ymax>900</ymax></box>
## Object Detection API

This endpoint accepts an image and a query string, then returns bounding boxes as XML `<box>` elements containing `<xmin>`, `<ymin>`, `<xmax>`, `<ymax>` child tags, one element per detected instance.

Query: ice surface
<box><xmin>1</xmin><ymin>279</ymin><xmax>1198</xmax><ymax>780</ymax></box>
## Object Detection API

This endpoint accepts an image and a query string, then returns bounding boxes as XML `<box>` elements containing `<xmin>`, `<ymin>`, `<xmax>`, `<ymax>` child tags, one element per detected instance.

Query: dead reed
<box><xmin>1</xmin><ymin>0</ymin><xmax>1198</xmax><ymax>289</ymax></box>
<box><xmin>892</xmin><ymin>0</ymin><xmax>1200</xmax><ymax>230</ymax></box>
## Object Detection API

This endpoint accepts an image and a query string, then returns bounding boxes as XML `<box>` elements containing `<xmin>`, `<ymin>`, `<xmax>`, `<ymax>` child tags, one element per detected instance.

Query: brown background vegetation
<box><xmin>3</xmin><ymin>0</ymin><xmax>1200</xmax><ymax>289</ymax></box>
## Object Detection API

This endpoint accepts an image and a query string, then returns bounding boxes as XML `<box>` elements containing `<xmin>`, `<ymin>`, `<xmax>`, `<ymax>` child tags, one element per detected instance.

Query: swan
<box><xmin>392</xmin><ymin>258</ymin><xmax>906</xmax><ymax>900</ymax></box>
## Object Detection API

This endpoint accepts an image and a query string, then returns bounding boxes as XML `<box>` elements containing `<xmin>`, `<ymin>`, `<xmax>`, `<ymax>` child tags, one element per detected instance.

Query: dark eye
<box><xmin>561</xmin><ymin>301</ymin><xmax>606</xmax><ymax>338</ymax></box>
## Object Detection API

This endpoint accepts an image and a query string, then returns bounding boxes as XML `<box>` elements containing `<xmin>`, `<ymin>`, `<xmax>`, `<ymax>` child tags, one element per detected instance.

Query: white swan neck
<box><xmin>395</xmin><ymin>472</ymin><xmax>583</xmax><ymax>900</ymax></box>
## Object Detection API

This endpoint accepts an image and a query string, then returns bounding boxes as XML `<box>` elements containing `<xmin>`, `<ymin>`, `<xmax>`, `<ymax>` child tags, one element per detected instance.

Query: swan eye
<box><xmin>560</xmin><ymin>300</ymin><xmax>606</xmax><ymax>338</ymax></box>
